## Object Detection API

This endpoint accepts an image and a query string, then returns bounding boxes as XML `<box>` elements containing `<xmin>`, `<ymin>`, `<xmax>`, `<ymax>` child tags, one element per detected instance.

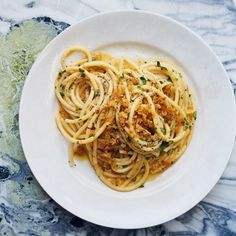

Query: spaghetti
<box><xmin>55</xmin><ymin>47</ymin><xmax>197</xmax><ymax>191</ymax></box>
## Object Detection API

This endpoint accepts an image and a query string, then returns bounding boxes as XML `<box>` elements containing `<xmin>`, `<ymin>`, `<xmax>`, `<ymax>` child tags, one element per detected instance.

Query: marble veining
<box><xmin>0</xmin><ymin>0</ymin><xmax>236</xmax><ymax>235</ymax></box>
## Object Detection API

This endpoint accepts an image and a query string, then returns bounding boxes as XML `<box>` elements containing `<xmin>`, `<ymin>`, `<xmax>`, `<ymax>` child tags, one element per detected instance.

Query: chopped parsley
<box><xmin>79</xmin><ymin>67</ymin><xmax>85</xmax><ymax>72</ymax></box>
<box><xmin>80</xmin><ymin>73</ymin><xmax>85</xmax><ymax>78</ymax></box>
<box><xmin>184</xmin><ymin>118</ymin><xmax>192</xmax><ymax>130</ymax></box>
<box><xmin>140</xmin><ymin>76</ymin><xmax>147</xmax><ymax>85</ymax></box>
<box><xmin>160</xmin><ymin>141</ymin><xmax>169</xmax><ymax>152</ymax></box>
<box><xmin>160</xmin><ymin>127</ymin><xmax>166</xmax><ymax>134</ymax></box>
<box><xmin>161</xmin><ymin>66</ymin><xmax>168</xmax><ymax>71</ymax></box>
<box><xmin>58</xmin><ymin>70</ymin><xmax>66</xmax><ymax>76</ymax></box>
<box><xmin>155</xmin><ymin>61</ymin><xmax>167</xmax><ymax>70</ymax></box>
<box><xmin>193</xmin><ymin>111</ymin><xmax>197</xmax><ymax>120</ymax></box>
<box><xmin>95</xmin><ymin>89</ymin><xmax>101</xmax><ymax>96</ymax></box>
<box><xmin>120</xmin><ymin>73</ymin><xmax>125</xmax><ymax>80</ymax></box>
<box><xmin>60</xmin><ymin>84</ymin><xmax>65</xmax><ymax>89</ymax></box>
<box><xmin>60</xmin><ymin>92</ymin><xmax>65</xmax><ymax>97</ymax></box>
<box><xmin>127</xmin><ymin>136</ymin><xmax>132</xmax><ymax>142</ymax></box>
<box><xmin>139</xmin><ymin>184</ymin><xmax>144</xmax><ymax>188</ymax></box>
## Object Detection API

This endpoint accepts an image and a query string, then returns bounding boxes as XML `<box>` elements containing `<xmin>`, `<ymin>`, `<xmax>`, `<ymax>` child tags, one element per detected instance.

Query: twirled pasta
<box><xmin>55</xmin><ymin>46</ymin><xmax>196</xmax><ymax>191</ymax></box>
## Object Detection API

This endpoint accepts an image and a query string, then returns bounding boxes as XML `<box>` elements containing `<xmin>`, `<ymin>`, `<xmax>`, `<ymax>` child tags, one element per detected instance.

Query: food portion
<box><xmin>55</xmin><ymin>46</ymin><xmax>197</xmax><ymax>191</ymax></box>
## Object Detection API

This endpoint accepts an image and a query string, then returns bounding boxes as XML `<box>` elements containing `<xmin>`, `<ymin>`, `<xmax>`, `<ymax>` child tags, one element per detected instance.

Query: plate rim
<box><xmin>19</xmin><ymin>10</ymin><xmax>236</xmax><ymax>229</ymax></box>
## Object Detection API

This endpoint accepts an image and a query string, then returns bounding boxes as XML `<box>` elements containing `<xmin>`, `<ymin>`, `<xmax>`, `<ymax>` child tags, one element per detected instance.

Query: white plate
<box><xmin>19</xmin><ymin>11</ymin><xmax>236</xmax><ymax>229</ymax></box>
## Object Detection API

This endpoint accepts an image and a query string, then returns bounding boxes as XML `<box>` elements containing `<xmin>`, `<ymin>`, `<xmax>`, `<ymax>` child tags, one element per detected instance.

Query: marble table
<box><xmin>0</xmin><ymin>0</ymin><xmax>236</xmax><ymax>235</ymax></box>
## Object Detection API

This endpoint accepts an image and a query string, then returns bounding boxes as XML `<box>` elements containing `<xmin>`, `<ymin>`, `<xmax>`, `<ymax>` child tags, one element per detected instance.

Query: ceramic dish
<box><xmin>19</xmin><ymin>11</ymin><xmax>236</xmax><ymax>229</ymax></box>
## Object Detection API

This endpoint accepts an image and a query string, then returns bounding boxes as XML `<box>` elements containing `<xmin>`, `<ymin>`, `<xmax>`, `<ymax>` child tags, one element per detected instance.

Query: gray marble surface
<box><xmin>0</xmin><ymin>0</ymin><xmax>236</xmax><ymax>235</ymax></box>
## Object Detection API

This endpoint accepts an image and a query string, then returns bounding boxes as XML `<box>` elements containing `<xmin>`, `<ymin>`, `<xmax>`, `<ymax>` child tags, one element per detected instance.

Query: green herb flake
<box><xmin>193</xmin><ymin>111</ymin><xmax>197</xmax><ymax>120</ymax></box>
<box><xmin>79</xmin><ymin>67</ymin><xmax>85</xmax><ymax>72</ymax></box>
<box><xmin>160</xmin><ymin>127</ymin><xmax>166</xmax><ymax>134</ymax></box>
<box><xmin>80</xmin><ymin>73</ymin><xmax>85</xmax><ymax>78</ymax></box>
<box><xmin>160</xmin><ymin>141</ymin><xmax>169</xmax><ymax>152</ymax></box>
<box><xmin>60</xmin><ymin>92</ymin><xmax>65</xmax><ymax>97</ymax></box>
<box><xmin>140</xmin><ymin>76</ymin><xmax>147</xmax><ymax>85</ymax></box>
<box><xmin>60</xmin><ymin>84</ymin><xmax>65</xmax><ymax>89</ymax></box>
<box><xmin>161</xmin><ymin>66</ymin><xmax>168</xmax><ymax>71</ymax></box>
<box><xmin>184</xmin><ymin>117</ymin><xmax>192</xmax><ymax>130</ymax></box>
<box><xmin>120</xmin><ymin>73</ymin><xmax>125</xmax><ymax>80</ymax></box>
<box><xmin>157</xmin><ymin>61</ymin><xmax>161</xmax><ymax>67</ymax></box>
<box><xmin>96</xmin><ymin>89</ymin><xmax>101</xmax><ymax>96</ymax></box>
<box><xmin>127</xmin><ymin>136</ymin><xmax>132</xmax><ymax>142</ymax></box>
<box><xmin>139</xmin><ymin>184</ymin><xmax>144</xmax><ymax>188</ymax></box>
